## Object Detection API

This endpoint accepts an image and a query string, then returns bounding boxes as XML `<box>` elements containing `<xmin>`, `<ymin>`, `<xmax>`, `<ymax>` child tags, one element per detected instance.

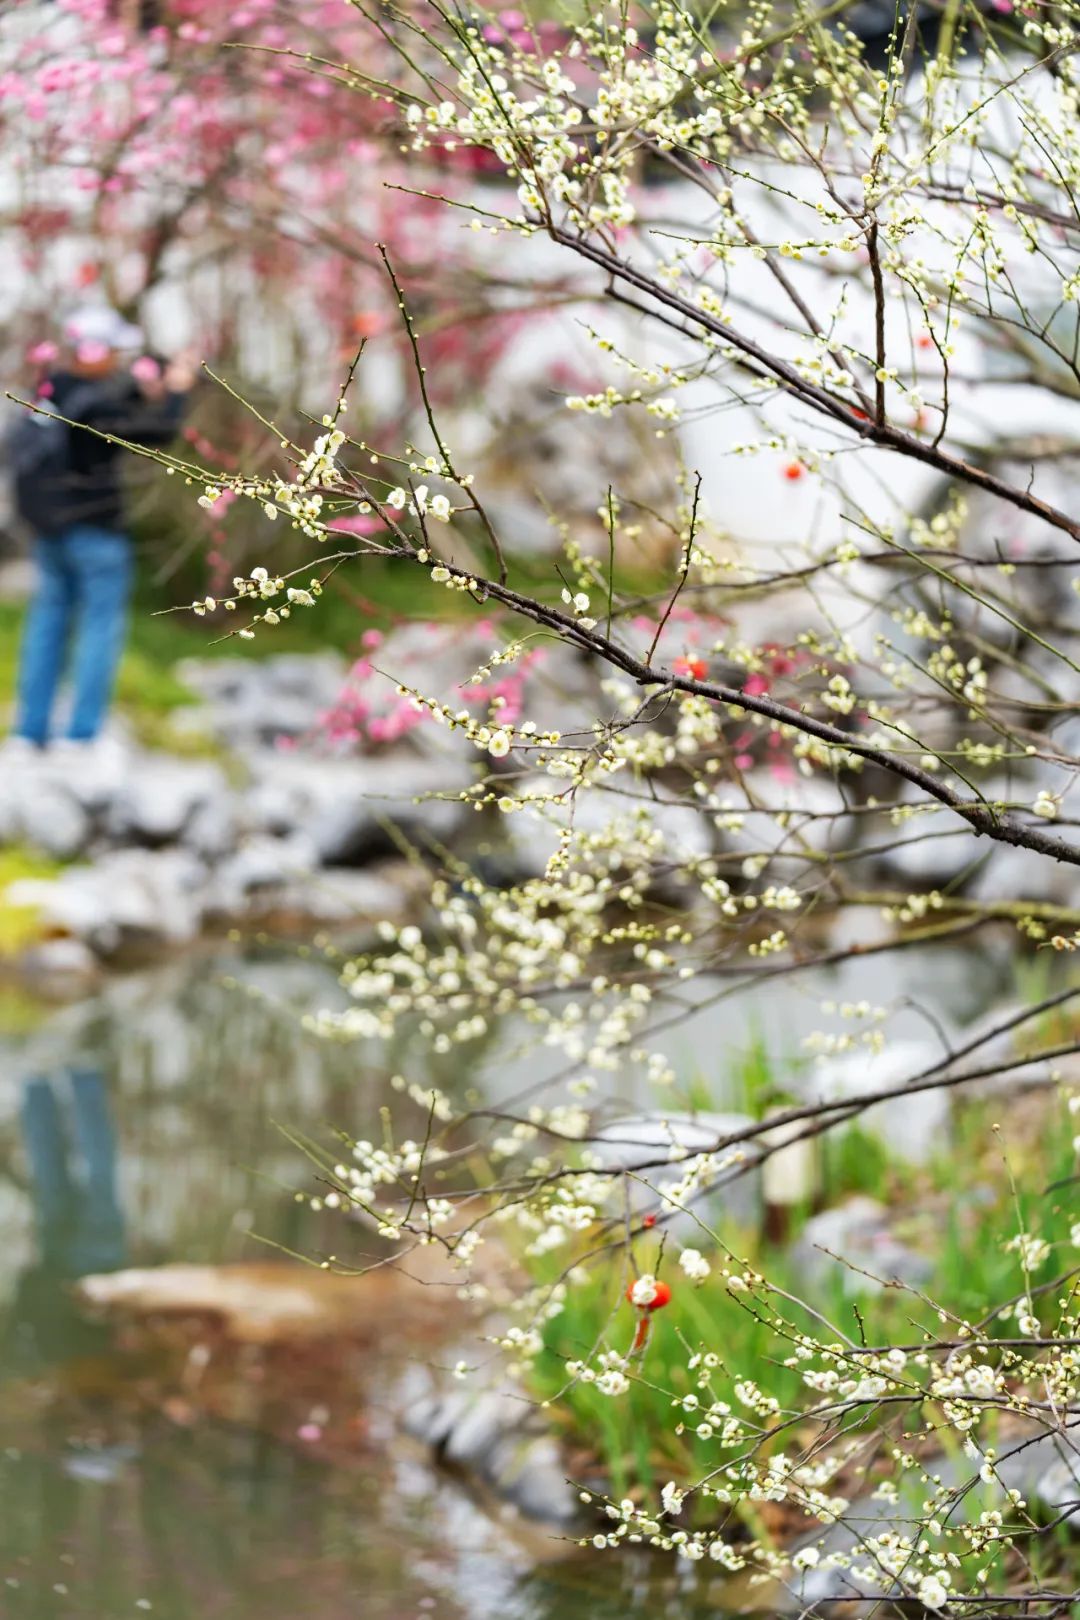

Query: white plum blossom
<box><xmin>159</xmin><ymin>11</ymin><xmax>1080</xmax><ymax>1609</ymax></box>
<box><xmin>629</xmin><ymin>1274</ymin><xmax>660</xmax><ymax>1307</ymax></box>
<box><xmin>678</xmin><ymin>1247</ymin><xmax>711</xmax><ymax>1283</ymax></box>
<box><xmin>918</xmin><ymin>1576</ymin><xmax>949</xmax><ymax>1610</ymax></box>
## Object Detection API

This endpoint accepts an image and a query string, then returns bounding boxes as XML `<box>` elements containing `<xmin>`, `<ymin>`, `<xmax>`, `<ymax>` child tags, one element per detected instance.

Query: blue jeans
<box><xmin>14</xmin><ymin>524</ymin><xmax>133</xmax><ymax>744</ymax></box>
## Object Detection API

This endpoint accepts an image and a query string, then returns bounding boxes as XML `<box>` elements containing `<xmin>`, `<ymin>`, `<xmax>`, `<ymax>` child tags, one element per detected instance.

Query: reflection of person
<box><xmin>4</xmin><ymin>305</ymin><xmax>197</xmax><ymax>766</ymax></box>
<box><xmin>5</xmin><ymin>1067</ymin><xmax>128</xmax><ymax>1370</ymax></box>
<box><xmin>20</xmin><ymin>1067</ymin><xmax>127</xmax><ymax>1276</ymax></box>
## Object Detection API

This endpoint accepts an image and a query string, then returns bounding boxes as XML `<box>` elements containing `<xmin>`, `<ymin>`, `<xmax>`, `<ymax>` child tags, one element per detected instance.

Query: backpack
<box><xmin>6</xmin><ymin>384</ymin><xmax>101</xmax><ymax>534</ymax></box>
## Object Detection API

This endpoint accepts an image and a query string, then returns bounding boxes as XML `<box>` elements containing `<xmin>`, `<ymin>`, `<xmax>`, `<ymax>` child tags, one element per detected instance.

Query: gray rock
<box><xmin>181</xmin><ymin>792</ymin><xmax>242</xmax><ymax>861</ymax></box>
<box><xmin>96</xmin><ymin>849</ymin><xmax>208</xmax><ymax>948</ymax></box>
<box><xmin>262</xmin><ymin>866</ymin><xmax>415</xmax><ymax>926</ymax></box>
<box><xmin>36</xmin><ymin>729</ymin><xmax>135</xmax><ymax>812</ymax></box>
<box><xmin>441</xmin><ymin>1390</ymin><xmax>524</xmax><ymax>1467</ymax></box>
<box><xmin>308</xmin><ymin>767</ymin><xmax>466</xmax><ymax>862</ymax></box>
<box><xmin>1032</xmin><ymin>1449</ymin><xmax>1080</xmax><ymax>1516</ymax></box>
<box><xmin>242</xmin><ymin>748</ymin><xmax>471</xmax><ymax>865</ymax></box>
<box><xmin>479</xmin><ymin>493</ymin><xmax>565</xmax><ymax>554</ymax></box>
<box><xmin>793</xmin><ymin>1196</ymin><xmax>932</xmax><ymax>1295</ymax></box>
<box><xmin>11</xmin><ymin>781</ymin><xmax>91</xmax><ymax>859</ymax></box>
<box><xmin>174</xmin><ymin>652</ymin><xmax>347</xmax><ymax>746</ymax></box>
<box><xmin>0</xmin><ymin>777</ymin><xmax>21</xmax><ymax>843</ymax></box>
<box><xmin>6</xmin><ymin>849</ymin><xmax>207</xmax><ymax>955</ymax></box>
<box><xmin>403</xmin><ymin>1389</ymin><xmax>472</xmax><ymax>1450</ymax></box>
<box><xmin>4</xmin><ymin>872</ymin><xmax>113</xmax><ymax>951</ymax></box>
<box><xmin>106</xmin><ymin>758</ymin><xmax>228</xmax><ymax>846</ymax></box>
<box><xmin>968</xmin><ymin>839</ymin><xmax>1080</xmax><ymax>910</ymax></box>
<box><xmin>62</xmin><ymin>1445</ymin><xmax>138</xmax><ymax>1485</ymax></box>
<box><xmin>491</xmin><ymin>1433</ymin><xmax>577</xmax><ymax>1525</ymax></box>
<box><xmin>17</xmin><ymin>935</ymin><xmax>102</xmax><ymax>988</ymax></box>
<box><xmin>244</xmin><ymin>771</ymin><xmax>307</xmax><ymax>838</ymax></box>
<box><xmin>405</xmin><ymin>1383</ymin><xmax>576</xmax><ymax>1526</ymax></box>
<box><xmin>209</xmin><ymin>834</ymin><xmax>318</xmax><ymax>910</ymax></box>
<box><xmin>306</xmin><ymin>790</ymin><xmax>386</xmax><ymax>865</ymax></box>
<box><xmin>361</xmin><ymin>622</ymin><xmax>484</xmax><ymax>708</ymax></box>
<box><xmin>591</xmin><ymin>1111</ymin><xmax>760</xmax><ymax>1229</ymax></box>
<box><xmin>263</xmin><ymin>652</ymin><xmax>349</xmax><ymax>701</ymax></box>
<box><xmin>800</xmin><ymin>1041</ymin><xmax>949</xmax><ymax>1163</ymax></box>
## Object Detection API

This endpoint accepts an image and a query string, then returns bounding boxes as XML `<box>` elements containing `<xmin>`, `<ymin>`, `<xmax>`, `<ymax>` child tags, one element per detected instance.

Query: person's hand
<box><xmin>163</xmin><ymin>347</ymin><xmax>200</xmax><ymax>394</ymax></box>
<box><xmin>131</xmin><ymin>355</ymin><xmax>165</xmax><ymax>400</ymax></box>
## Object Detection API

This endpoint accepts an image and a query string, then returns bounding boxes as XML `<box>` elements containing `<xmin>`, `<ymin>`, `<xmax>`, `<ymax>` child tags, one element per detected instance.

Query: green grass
<box><xmin>0</xmin><ymin>845</ymin><xmax>67</xmax><ymax>958</ymax></box>
<box><xmin>525</xmin><ymin>1080</ymin><xmax>1079</xmax><ymax>1507</ymax></box>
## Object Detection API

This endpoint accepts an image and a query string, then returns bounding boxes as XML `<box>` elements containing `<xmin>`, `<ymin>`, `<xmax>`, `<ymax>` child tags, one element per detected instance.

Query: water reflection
<box><xmin>0</xmin><ymin>1417</ymin><xmax>738</xmax><ymax>1620</ymax></box>
<box><xmin>11</xmin><ymin>1069</ymin><xmax>127</xmax><ymax>1369</ymax></box>
<box><xmin>0</xmin><ymin>955</ymin><xmax>698</xmax><ymax>1620</ymax></box>
<box><xmin>0</xmin><ymin>942</ymin><xmax>998</xmax><ymax>1619</ymax></box>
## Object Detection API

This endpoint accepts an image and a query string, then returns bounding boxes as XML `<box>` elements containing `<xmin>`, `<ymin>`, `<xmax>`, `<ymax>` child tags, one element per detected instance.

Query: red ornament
<box><xmin>626</xmin><ymin>1278</ymin><xmax>671</xmax><ymax>1311</ymax></box>
<box><xmin>628</xmin><ymin>1276</ymin><xmax>672</xmax><ymax>1353</ymax></box>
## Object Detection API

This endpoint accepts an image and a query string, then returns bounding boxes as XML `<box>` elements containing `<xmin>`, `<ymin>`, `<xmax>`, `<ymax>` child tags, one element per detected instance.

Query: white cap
<box><xmin>64</xmin><ymin>304</ymin><xmax>144</xmax><ymax>352</ymax></box>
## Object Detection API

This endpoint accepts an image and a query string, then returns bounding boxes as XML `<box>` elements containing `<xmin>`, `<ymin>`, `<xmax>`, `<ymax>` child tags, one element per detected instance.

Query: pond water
<box><xmin>0</xmin><ymin>940</ymin><xmax>1003</xmax><ymax>1619</ymax></box>
<box><xmin>0</xmin><ymin>953</ymin><xmax>757</xmax><ymax>1620</ymax></box>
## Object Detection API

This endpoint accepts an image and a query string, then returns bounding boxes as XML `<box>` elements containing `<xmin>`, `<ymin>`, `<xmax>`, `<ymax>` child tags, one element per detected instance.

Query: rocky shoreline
<box><xmin>0</xmin><ymin>649</ymin><xmax>477</xmax><ymax>990</ymax></box>
<box><xmin>5</xmin><ymin>632</ymin><xmax>1078</xmax><ymax>999</ymax></box>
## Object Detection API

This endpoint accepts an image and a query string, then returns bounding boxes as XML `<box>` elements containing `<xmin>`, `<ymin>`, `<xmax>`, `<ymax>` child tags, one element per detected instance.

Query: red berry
<box><xmin>642</xmin><ymin>1213</ymin><xmax>657</xmax><ymax>1229</ymax></box>
<box><xmin>782</xmin><ymin>461</ymin><xmax>805</xmax><ymax>481</ymax></box>
<box><xmin>673</xmin><ymin>656</ymin><xmax>708</xmax><ymax>681</ymax></box>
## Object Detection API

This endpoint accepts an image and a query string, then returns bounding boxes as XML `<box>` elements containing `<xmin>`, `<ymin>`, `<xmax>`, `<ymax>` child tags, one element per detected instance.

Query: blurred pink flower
<box><xmin>329</xmin><ymin>513</ymin><xmax>384</xmax><ymax>535</ymax></box>
<box><xmin>75</xmin><ymin>340</ymin><xmax>109</xmax><ymax>364</ymax></box>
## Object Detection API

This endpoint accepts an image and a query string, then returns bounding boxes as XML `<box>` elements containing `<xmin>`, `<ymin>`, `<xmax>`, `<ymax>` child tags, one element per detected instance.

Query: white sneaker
<box><xmin>0</xmin><ymin>734</ymin><xmax>44</xmax><ymax>776</ymax></box>
<box><xmin>47</xmin><ymin>734</ymin><xmax>128</xmax><ymax>791</ymax></box>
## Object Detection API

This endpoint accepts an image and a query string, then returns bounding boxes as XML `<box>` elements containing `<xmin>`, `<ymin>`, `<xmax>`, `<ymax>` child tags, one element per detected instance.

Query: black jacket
<box><xmin>32</xmin><ymin>370</ymin><xmax>187</xmax><ymax>535</ymax></box>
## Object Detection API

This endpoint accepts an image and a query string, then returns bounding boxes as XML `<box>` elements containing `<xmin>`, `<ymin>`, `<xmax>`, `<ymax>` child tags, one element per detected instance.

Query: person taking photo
<box><xmin>3</xmin><ymin>305</ymin><xmax>197</xmax><ymax>773</ymax></box>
